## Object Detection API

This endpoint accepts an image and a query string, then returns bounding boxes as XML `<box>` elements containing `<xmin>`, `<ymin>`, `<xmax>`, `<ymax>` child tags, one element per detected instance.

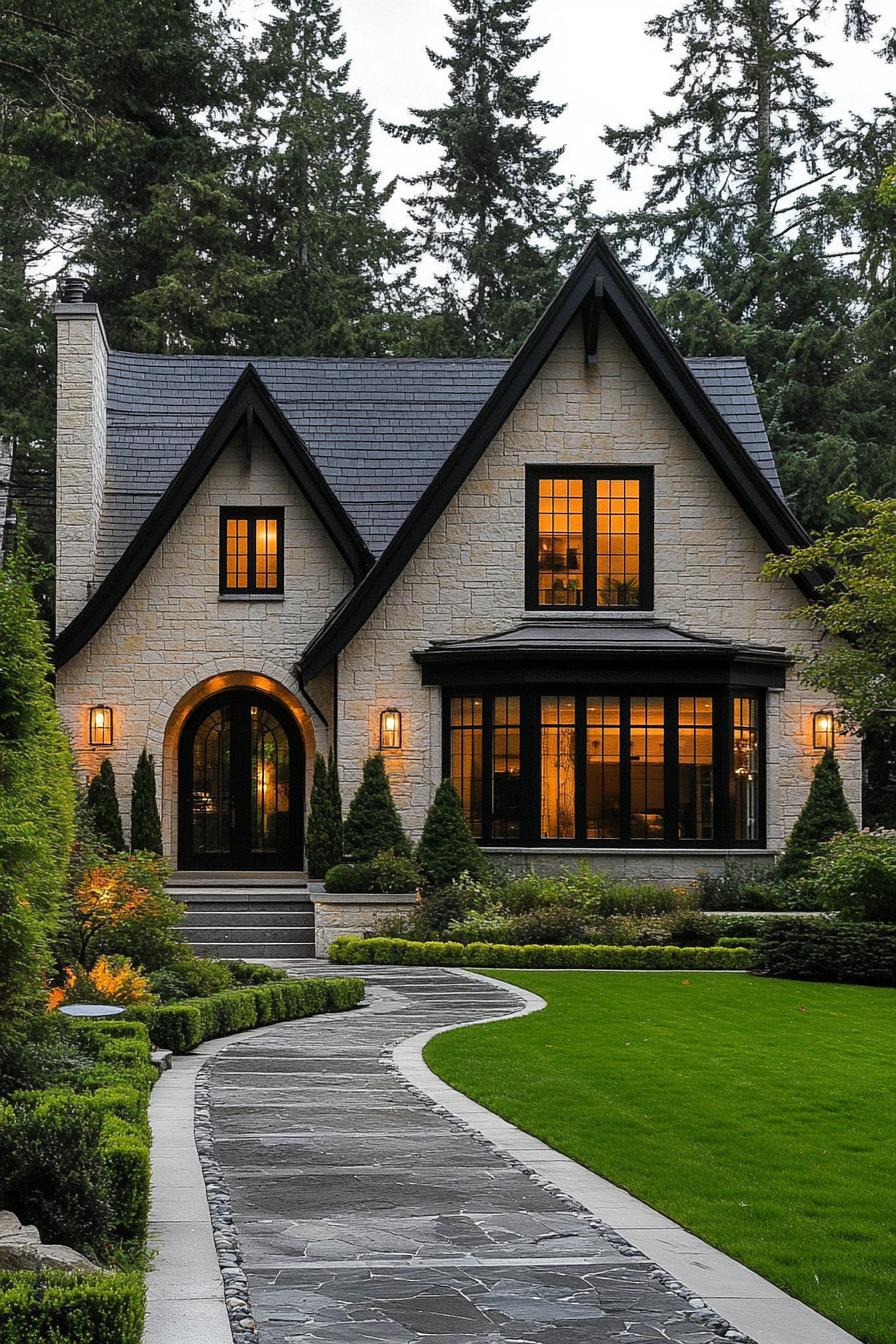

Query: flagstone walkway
<box><xmin>204</xmin><ymin>964</ymin><xmax>743</xmax><ymax>1344</ymax></box>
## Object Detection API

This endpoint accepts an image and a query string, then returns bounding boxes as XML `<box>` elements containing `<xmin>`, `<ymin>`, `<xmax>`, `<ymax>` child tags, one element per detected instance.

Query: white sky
<box><xmin>231</xmin><ymin>0</ymin><xmax>893</xmax><ymax>232</ymax></box>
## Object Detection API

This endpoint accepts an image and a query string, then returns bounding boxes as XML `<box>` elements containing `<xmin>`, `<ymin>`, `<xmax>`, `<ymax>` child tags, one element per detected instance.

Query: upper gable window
<box><xmin>526</xmin><ymin>468</ymin><xmax>653</xmax><ymax>610</ymax></box>
<box><xmin>219</xmin><ymin>508</ymin><xmax>284</xmax><ymax>595</ymax></box>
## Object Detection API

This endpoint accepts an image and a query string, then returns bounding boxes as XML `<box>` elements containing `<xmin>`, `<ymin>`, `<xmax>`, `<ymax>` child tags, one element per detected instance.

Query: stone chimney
<box><xmin>55</xmin><ymin>276</ymin><xmax>108</xmax><ymax>631</ymax></box>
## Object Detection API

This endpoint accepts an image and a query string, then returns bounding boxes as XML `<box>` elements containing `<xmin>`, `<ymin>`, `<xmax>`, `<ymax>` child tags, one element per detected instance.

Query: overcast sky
<box><xmin>233</xmin><ymin>0</ymin><xmax>892</xmax><ymax>231</ymax></box>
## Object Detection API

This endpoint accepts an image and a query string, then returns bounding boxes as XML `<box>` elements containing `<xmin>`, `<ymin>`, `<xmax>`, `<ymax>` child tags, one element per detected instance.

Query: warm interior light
<box><xmin>380</xmin><ymin>707</ymin><xmax>402</xmax><ymax>750</ymax></box>
<box><xmin>89</xmin><ymin>705</ymin><xmax>113</xmax><ymax>747</ymax></box>
<box><xmin>813</xmin><ymin>710</ymin><xmax>835</xmax><ymax>751</ymax></box>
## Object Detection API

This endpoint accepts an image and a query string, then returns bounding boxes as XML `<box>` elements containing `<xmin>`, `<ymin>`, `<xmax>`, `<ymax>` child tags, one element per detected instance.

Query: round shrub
<box><xmin>810</xmin><ymin>829</ymin><xmax>896</xmax><ymax>921</ymax></box>
<box><xmin>509</xmin><ymin>905</ymin><xmax>588</xmax><ymax>945</ymax></box>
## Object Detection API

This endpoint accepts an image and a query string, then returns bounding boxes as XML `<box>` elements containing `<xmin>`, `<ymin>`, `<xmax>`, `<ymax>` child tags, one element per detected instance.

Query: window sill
<box><xmin>480</xmin><ymin>846</ymin><xmax>776</xmax><ymax>856</ymax></box>
<box><xmin>522</xmin><ymin>609</ymin><xmax>656</xmax><ymax>620</ymax></box>
<box><xmin>218</xmin><ymin>593</ymin><xmax>285</xmax><ymax>603</ymax></box>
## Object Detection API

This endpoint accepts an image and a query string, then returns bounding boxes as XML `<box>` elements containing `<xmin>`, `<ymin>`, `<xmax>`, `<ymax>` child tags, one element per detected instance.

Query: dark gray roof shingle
<box><xmin>98</xmin><ymin>350</ymin><xmax>780</xmax><ymax>580</ymax></box>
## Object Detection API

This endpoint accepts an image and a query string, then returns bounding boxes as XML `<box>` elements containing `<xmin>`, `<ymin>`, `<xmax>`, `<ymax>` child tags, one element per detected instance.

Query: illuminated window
<box><xmin>733</xmin><ymin>694</ymin><xmax>760</xmax><ymax>842</ymax></box>
<box><xmin>540</xmin><ymin>695</ymin><xmax>576</xmax><ymax>839</ymax></box>
<box><xmin>528</xmin><ymin>469</ymin><xmax>652</xmax><ymax>610</ymax></box>
<box><xmin>586</xmin><ymin>696</ymin><xmax>621</xmax><ymax>838</ymax></box>
<box><xmin>450</xmin><ymin>697</ymin><xmax>484</xmax><ymax>837</ymax></box>
<box><xmin>492</xmin><ymin>696</ymin><xmax>521</xmax><ymax>839</ymax></box>
<box><xmin>220</xmin><ymin>509</ymin><xmax>284</xmax><ymax>594</ymax></box>
<box><xmin>630</xmin><ymin>696</ymin><xmax>665</xmax><ymax>838</ymax></box>
<box><xmin>678</xmin><ymin>696</ymin><xmax>713</xmax><ymax>839</ymax></box>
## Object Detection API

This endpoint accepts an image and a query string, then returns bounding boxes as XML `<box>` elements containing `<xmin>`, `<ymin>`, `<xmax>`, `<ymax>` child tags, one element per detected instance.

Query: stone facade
<box><xmin>55</xmin><ymin>301</ymin><xmax>107</xmax><ymax>630</ymax></box>
<box><xmin>310</xmin><ymin>891</ymin><xmax>420</xmax><ymax>957</ymax></box>
<box><xmin>337</xmin><ymin>317</ymin><xmax>861</xmax><ymax>876</ymax></box>
<box><xmin>54</xmin><ymin>303</ymin><xmax>861</xmax><ymax>879</ymax></box>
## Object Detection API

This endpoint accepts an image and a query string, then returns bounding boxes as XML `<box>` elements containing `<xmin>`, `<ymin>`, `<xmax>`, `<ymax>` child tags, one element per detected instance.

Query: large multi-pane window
<box><xmin>446</xmin><ymin>690</ymin><xmax>762</xmax><ymax>847</ymax></box>
<box><xmin>528</xmin><ymin>468</ymin><xmax>652</xmax><ymax>610</ymax></box>
<box><xmin>220</xmin><ymin>508</ymin><xmax>284</xmax><ymax>595</ymax></box>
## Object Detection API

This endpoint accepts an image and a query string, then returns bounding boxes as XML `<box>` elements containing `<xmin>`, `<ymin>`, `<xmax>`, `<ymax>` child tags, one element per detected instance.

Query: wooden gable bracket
<box><xmin>581</xmin><ymin>276</ymin><xmax>603</xmax><ymax>365</ymax></box>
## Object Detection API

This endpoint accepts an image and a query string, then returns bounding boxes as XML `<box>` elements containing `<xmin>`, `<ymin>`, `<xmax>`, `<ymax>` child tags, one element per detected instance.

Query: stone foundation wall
<box><xmin>311</xmin><ymin>892</ymin><xmax>419</xmax><ymax>958</ymax></box>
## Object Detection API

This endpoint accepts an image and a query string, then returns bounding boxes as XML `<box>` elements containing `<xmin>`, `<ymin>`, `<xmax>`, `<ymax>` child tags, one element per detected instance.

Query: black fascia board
<box><xmin>54</xmin><ymin>364</ymin><xmax>372</xmax><ymax>668</ymax></box>
<box><xmin>413</xmin><ymin>645</ymin><xmax>789</xmax><ymax>689</ymax></box>
<box><xmin>297</xmin><ymin>233</ymin><xmax>818</xmax><ymax>683</ymax></box>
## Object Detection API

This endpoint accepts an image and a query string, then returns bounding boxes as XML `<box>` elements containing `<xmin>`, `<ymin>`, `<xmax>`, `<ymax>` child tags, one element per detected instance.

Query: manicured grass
<box><xmin>424</xmin><ymin>972</ymin><xmax>896</xmax><ymax>1344</ymax></box>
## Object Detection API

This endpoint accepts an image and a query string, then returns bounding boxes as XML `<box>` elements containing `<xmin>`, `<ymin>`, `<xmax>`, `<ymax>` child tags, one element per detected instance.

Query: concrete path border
<box><xmin>392</xmin><ymin>968</ymin><xmax>861</xmax><ymax>1344</ymax></box>
<box><xmin>144</xmin><ymin>1026</ymin><xmax>268</xmax><ymax>1344</ymax></box>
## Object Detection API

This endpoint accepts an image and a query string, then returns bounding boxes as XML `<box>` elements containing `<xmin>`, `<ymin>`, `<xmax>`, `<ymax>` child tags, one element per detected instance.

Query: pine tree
<box><xmin>306</xmin><ymin>750</ymin><xmax>344</xmax><ymax>878</ymax></box>
<box><xmin>235</xmin><ymin>0</ymin><xmax>412</xmax><ymax>356</ymax></box>
<box><xmin>343</xmin><ymin>755</ymin><xmax>411</xmax><ymax>861</ymax></box>
<box><xmin>130</xmin><ymin>747</ymin><xmax>162</xmax><ymax>854</ymax></box>
<box><xmin>416</xmin><ymin>779</ymin><xmax>485</xmax><ymax>886</ymax></box>
<box><xmin>601</xmin><ymin>0</ymin><xmax>896</xmax><ymax>532</ymax></box>
<box><xmin>86</xmin><ymin>759</ymin><xmax>125</xmax><ymax>852</ymax></box>
<box><xmin>775</xmin><ymin>748</ymin><xmax>857</xmax><ymax>883</ymax></box>
<box><xmin>384</xmin><ymin>0</ymin><xmax>595</xmax><ymax>355</ymax></box>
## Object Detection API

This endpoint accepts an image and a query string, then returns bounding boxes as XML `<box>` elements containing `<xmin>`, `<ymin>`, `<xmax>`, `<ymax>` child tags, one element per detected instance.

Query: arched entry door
<box><xmin>178</xmin><ymin>690</ymin><xmax>303</xmax><ymax>870</ymax></box>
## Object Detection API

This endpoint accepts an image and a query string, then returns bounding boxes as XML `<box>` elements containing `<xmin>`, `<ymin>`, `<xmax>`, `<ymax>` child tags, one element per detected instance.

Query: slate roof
<box><xmin>98</xmin><ymin>349</ymin><xmax>781</xmax><ymax>582</ymax></box>
<box><xmin>417</xmin><ymin>618</ymin><xmax>786</xmax><ymax>658</ymax></box>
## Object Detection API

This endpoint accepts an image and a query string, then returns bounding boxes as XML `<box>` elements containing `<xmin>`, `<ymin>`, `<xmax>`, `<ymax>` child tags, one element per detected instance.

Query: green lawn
<box><xmin>424</xmin><ymin>972</ymin><xmax>896</xmax><ymax>1344</ymax></box>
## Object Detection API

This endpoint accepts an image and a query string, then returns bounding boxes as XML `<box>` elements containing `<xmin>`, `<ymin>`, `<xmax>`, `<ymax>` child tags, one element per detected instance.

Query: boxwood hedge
<box><xmin>0</xmin><ymin>1270</ymin><xmax>144</xmax><ymax>1344</ymax></box>
<box><xmin>755</xmin><ymin>917</ymin><xmax>896</xmax><ymax>985</ymax></box>
<box><xmin>328</xmin><ymin>935</ymin><xmax>752</xmax><ymax>970</ymax></box>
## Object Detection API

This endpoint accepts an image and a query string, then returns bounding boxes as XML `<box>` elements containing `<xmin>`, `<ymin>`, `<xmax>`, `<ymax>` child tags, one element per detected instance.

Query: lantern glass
<box><xmin>812</xmin><ymin>710</ymin><xmax>835</xmax><ymax>751</ymax></box>
<box><xmin>89</xmin><ymin>705</ymin><xmax>113</xmax><ymax>747</ymax></box>
<box><xmin>380</xmin><ymin>708</ymin><xmax>401</xmax><ymax>750</ymax></box>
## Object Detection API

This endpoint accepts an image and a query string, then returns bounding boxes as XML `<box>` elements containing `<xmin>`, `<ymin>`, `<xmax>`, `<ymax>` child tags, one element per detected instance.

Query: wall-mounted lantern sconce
<box><xmin>89</xmin><ymin>705</ymin><xmax>113</xmax><ymax>747</ymax></box>
<box><xmin>812</xmin><ymin>710</ymin><xmax>835</xmax><ymax>751</ymax></box>
<box><xmin>379</xmin><ymin>707</ymin><xmax>402</xmax><ymax>750</ymax></box>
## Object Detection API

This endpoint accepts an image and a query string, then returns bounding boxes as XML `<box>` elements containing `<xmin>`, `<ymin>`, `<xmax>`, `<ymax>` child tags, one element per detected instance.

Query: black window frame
<box><xmin>442</xmin><ymin>686</ymin><xmax>765</xmax><ymax>849</ymax></box>
<box><xmin>525</xmin><ymin>466</ymin><xmax>655</xmax><ymax>612</ymax></box>
<box><xmin>219</xmin><ymin>507</ymin><xmax>285</xmax><ymax>596</ymax></box>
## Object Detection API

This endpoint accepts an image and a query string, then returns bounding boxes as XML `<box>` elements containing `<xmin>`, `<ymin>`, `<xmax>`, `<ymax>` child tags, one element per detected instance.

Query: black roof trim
<box><xmin>55</xmin><ymin>365</ymin><xmax>373</xmax><ymax>668</ymax></box>
<box><xmin>298</xmin><ymin>234</ymin><xmax>818</xmax><ymax>681</ymax></box>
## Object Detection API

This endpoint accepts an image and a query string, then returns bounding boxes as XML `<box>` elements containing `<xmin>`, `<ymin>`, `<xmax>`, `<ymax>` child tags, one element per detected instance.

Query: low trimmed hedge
<box><xmin>755</xmin><ymin>917</ymin><xmax>896</xmax><ymax>985</ymax></box>
<box><xmin>0</xmin><ymin>1270</ymin><xmax>144</xmax><ymax>1344</ymax></box>
<box><xmin>328</xmin><ymin>935</ymin><xmax>753</xmax><ymax>970</ymax></box>
<box><xmin>125</xmin><ymin>976</ymin><xmax>364</xmax><ymax>1052</ymax></box>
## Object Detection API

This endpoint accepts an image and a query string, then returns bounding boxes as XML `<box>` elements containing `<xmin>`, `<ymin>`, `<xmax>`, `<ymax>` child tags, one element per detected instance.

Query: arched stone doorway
<box><xmin>161</xmin><ymin>672</ymin><xmax>317</xmax><ymax>872</ymax></box>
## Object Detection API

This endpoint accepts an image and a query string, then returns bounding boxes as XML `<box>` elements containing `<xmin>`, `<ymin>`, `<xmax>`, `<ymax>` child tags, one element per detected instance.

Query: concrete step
<box><xmin>180</xmin><ymin>922</ymin><xmax>310</xmax><ymax>944</ymax></box>
<box><xmin>180</xmin><ymin>908</ymin><xmax>314</xmax><ymax>928</ymax></box>
<box><xmin>186</xmin><ymin>940</ymin><xmax>317</xmax><ymax>959</ymax></box>
<box><xmin>169</xmin><ymin>888</ymin><xmax>310</xmax><ymax>907</ymax></box>
<box><xmin>168</xmin><ymin>871</ymin><xmax>306</xmax><ymax>887</ymax></box>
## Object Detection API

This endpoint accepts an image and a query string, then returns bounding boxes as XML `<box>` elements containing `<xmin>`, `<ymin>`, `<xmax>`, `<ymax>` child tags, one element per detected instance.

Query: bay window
<box><xmin>447</xmin><ymin>689</ymin><xmax>763</xmax><ymax>848</ymax></box>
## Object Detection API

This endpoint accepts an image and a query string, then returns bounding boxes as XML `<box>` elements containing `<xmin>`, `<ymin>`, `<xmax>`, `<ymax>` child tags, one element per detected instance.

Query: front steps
<box><xmin>169</xmin><ymin>872</ymin><xmax>316</xmax><ymax>960</ymax></box>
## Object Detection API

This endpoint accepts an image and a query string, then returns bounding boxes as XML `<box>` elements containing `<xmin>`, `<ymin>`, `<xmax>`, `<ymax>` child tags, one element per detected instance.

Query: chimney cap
<box><xmin>60</xmin><ymin>275</ymin><xmax>89</xmax><ymax>304</ymax></box>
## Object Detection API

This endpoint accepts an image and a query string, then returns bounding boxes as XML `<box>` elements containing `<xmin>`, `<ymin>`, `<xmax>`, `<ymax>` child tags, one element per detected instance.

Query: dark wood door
<box><xmin>178</xmin><ymin>690</ymin><xmax>303</xmax><ymax>870</ymax></box>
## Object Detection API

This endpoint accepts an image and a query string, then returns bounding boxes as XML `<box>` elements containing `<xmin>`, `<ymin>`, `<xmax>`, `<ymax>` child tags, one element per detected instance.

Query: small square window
<box><xmin>220</xmin><ymin>508</ymin><xmax>284</xmax><ymax>594</ymax></box>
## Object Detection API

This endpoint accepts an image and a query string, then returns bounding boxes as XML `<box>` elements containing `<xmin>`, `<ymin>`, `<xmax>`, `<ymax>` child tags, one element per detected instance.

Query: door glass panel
<box><xmin>251</xmin><ymin>707</ymin><xmax>290</xmax><ymax>855</ymax></box>
<box><xmin>191</xmin><ymin>706</ymin><xmax>231</xmax><ymax>855</ymax></box>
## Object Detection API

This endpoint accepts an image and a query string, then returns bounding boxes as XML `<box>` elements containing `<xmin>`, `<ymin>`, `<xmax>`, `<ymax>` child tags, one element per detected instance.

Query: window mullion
<box><xmin>620</xmin><ymin>696</ymin><xmax>632</xmax><ymax>844</ymax></box>
<box><xmin>665</xmin><ymin>693</ymin><xmax>677</xmax><ymax>845</ymax></box>
<box><xmin>574</xmin><ymin>693</ymin><xmax>586</xmax><ymax>843</ymax></box>
<box><xmin>483</xmin><ymin>695</ymin><xmax>494</xmax><ymax>844</ymax></box>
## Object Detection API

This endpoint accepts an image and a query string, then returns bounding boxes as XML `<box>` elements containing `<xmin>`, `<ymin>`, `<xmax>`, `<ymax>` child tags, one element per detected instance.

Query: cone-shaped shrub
<box><xmin>343</xmin><ymin>754</ymin><xmax>410</xmax><ymax>861</ymax></box>
<box><xmin>775</xmin><ymin>748</ymin><xmax>857</xmax><ymax>883</ymax></box>
<box><xmin>306</xmin><ymin>750</ymin><xmax>343</xmax><ymax>878</ymax></box>
<box><xmin>130</xmin><ymin>748</ymin><xmax>162</xmax><ymax>853</ymax></box>
<box><xmin>86</xmin><ymin>758</ymin><xmax>125</xmax><ymax>852</ymax></box>
<box><xmin>416</xmin><ymin>778</ymin><xmax>486</xmax><ymax>886</ymax></box>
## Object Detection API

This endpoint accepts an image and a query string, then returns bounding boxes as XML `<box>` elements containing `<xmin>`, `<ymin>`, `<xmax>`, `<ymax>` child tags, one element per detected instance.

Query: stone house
<box><xmin>53</xmin><ymin>239</ymin><xmax>860</xmax><ymax>885</ymax></box>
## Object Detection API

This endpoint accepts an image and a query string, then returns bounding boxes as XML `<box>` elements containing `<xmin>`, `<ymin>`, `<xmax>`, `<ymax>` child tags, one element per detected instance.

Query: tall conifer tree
<box><xmin>385</xmin><ymin>0</ymin><xmax>595</xmax><ymax>355</ymax></box>
<box><xmin>601</xmin><ymin>0</ymin><xmax>895</xmax><ymax>532</ymax></box>
<box><xmin>236</xmin><ymin>0</ymin><xmax>412</xmax><ymax>355</ymax></box>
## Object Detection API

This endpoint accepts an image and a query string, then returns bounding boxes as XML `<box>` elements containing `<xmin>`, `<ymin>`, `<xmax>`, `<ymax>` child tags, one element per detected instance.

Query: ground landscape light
<box><xmin>812</xmin><ymin>710</ymin><xmax>835</xmax><ymax>751</ymax></box>
<box><xmin>380</xmin><ymin>707</ymin><xmax>402</xmax><ymax>749</ymax></box>
<box><xmin>89</xmin><ymin>705</ymin><xmax>113</xmax><ymax>747</ymax></box>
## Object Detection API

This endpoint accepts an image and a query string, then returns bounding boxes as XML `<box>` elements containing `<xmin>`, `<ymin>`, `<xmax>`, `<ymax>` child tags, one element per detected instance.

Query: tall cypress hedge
<box><xmin>306</xmin><ymin>750</ymin><xmax>343</xmax><ymax>878</ymax></box>
<box><xmin>0</xmin><ymin>545</ymin><xmax>75</xmax><ymax>1077</ymax></box>
<box><xmin>416</xmin><ymin>778</ymin><xmax>486</xmax><ymax>885</ymax></box>
<box><xmin>130</xmin><ymin>748</ymin><xmax>162</xmax><ymax>853</ymax></box>
<box><xmin>343</xmin><ymin>754</ymin><xmax>410</xmax><ymax>861</ymax></box>
<box><xmin>87</xmin><ymin>759</ymin><xmax>125</xmax><ymax>852</ymax></box>
<box><xmin>775</xmin><ymin>748</ymin><xmax>856</xmax><ymax>883</ymax></box>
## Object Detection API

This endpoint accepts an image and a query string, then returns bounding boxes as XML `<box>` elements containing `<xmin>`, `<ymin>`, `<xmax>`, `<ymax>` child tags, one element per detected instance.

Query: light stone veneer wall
<box><xmin>55</xmin><ymin>432</ymin><xmax>351</xmax><ymax>860</ymax></box>
<box><xmin>55</xmin><ymin>303</ymin><xmax>108</xmax><ymax>631</ymax></box>
<box><xmin>337</xmin><ymin>316</ymin><xmax>861</xmax><ymax>880</ymax></box>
